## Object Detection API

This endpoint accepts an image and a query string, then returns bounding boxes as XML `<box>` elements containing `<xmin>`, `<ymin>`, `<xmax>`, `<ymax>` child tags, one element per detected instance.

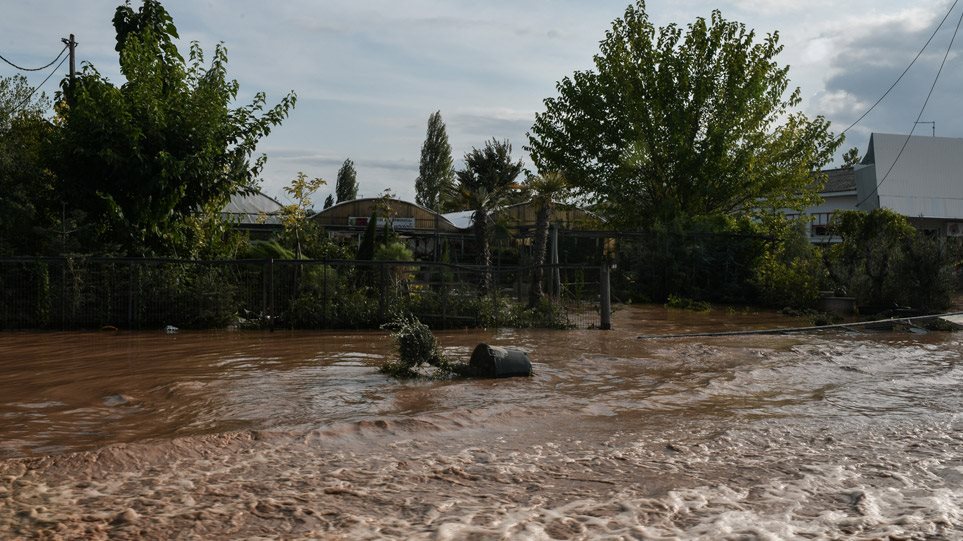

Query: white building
<box><xmin>797</xmin><ymin>133</ymin><xmax>963</xmax><ymax>241</ymax></box>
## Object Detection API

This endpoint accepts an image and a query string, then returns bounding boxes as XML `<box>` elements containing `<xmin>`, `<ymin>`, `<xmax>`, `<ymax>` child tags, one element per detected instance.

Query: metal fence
<box><xmin>0</xmin><ymin>257</ymin><xmax>606</xmax><ymax>331</ymax></box>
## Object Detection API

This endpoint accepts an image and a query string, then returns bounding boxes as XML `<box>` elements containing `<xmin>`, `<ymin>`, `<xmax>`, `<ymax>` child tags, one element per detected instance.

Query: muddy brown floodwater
<box><xmin>1</xmin><ymin>305</ymin><xmax>962</xmax><ymax>539</ymax></box>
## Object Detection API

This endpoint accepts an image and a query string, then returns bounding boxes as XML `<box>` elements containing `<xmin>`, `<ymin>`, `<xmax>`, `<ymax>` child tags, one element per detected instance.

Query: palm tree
<box><xmin>452</xmin><ymin>139</ymin><xmax>524</xmax><ymax>292</ymax></box>
<box><xmin>527</xmin><ymin>171</ymin><xmax>568</xmax><ymax>308</ymax></box>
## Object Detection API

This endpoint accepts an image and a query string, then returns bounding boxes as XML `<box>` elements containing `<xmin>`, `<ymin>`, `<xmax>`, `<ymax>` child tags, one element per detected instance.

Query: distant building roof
<box><xmin>222</xmin><ymin>191</ymin><xmax>284</xmax><ymax>225</ymax></box>
<box><xmin>443</xmin><ymin>200</ymin><xmax>603</xmax><ymax>230</ymax></box>
<box><xmin>313</xmin><ymin>197</ymin><xmax>460</xmax><ymax>232</ymax></box>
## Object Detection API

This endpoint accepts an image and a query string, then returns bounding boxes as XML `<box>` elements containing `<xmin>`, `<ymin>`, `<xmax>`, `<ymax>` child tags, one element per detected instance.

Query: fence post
<box><xmin>127</xmin><ymin>261</ymin><xmax>134</xmax><ymax>330</ymax></box>
<box><xmin>322</xmin><ymin>258</ymin><xmax>328</xmax><ymax>330</ymax></box>
<box><xmin>269</xmin><ymin>258</ymin><xmax>275</xmax><ymax>331</ymax></box>
<box><xmin>550</xmin><ymin>225</ymin><xmax>560</xmax><ymax>298</ymax></box>
<box><xmin>441</xmin><ymin>263</ymin><xmax>448</xmax><ymax>327</ymax></box>
<box><xmin>600</xmin><ymin>261</ymin><xmax>612</xmax><ymax>330</ymax></box>
<box><xmin>378</xmin><ymin>262</ymin><xmax>386</xmax><ymax>323</ymax></box>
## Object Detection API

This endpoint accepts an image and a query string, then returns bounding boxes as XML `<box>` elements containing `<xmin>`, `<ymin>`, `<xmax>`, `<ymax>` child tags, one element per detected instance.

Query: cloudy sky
<box><xmin>2</xmin><ymin>0</ymin><xmax>961</xmax><ymax>206</ymax></box>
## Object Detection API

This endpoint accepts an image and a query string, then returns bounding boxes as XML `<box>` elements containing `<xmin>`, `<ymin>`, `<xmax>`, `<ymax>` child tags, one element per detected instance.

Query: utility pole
<box><xmin>61</xmin><ymin>34</ymin><xmax>77</xmax><ymax>83</ymax></box>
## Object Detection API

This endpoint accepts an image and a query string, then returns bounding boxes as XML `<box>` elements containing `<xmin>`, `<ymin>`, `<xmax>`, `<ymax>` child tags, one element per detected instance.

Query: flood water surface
<box><xmin>1</xmin><ymin>306</ymin><xmax>962</xmax><ymax>539</ymax></box>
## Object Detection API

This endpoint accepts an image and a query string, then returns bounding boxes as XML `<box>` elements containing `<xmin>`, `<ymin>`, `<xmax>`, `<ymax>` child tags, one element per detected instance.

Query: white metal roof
<box><xmin>221</xmin><ymin>191</ymin><xmax>284</xmax><ymax>225</ymax></box>
<box><xmin>856</xmin><ymin>133</ymin><xmax>963</xmax><ymax>218</ymax></box>
<box><xmin>442</xmin><ymin>210</ymin><xmax>475</xmax><ymax>229</ymax></box>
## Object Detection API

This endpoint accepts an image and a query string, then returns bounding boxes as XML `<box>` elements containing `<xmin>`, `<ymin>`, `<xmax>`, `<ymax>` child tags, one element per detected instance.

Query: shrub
<box><xmin>825</xmin><ymin>209</ymin><xmax>953</xmax><ymax>311</ymax></box>
<box><xmin>380</xmin><ymin>313</ymin><xmax>454</xmax><ymax>378</ymax></box>
<box><xmin>666</xmin><ymin>294</ymin><xmax>711</xmax><ymax>312</ymax></box>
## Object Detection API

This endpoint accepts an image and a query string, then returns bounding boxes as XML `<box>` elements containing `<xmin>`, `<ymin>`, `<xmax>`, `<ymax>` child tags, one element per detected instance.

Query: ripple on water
<box><xmin>2</xmin><ymin>307</ymin><xmax>963</xmax><ymax>538</ymax></box>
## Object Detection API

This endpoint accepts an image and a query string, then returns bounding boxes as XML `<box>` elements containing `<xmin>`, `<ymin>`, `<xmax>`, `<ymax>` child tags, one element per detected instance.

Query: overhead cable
<box><xmin>841</xmin><ymin>0</ymin><xmax>960</xmax><ymax>135</ymax></box>
<box><xmin>11</xmin><ymin>52</ymin><xmax>69</xmax><ymax>114</ymax></box>
<box><xmin>0</xmin><ymin>45</ymin><xmax>68</xmax><ymax>72</ymax></box>
<box><xmin>855</xmin><ymin>4</ymin><xmax>963</xmax><ymax>209</ymax></box>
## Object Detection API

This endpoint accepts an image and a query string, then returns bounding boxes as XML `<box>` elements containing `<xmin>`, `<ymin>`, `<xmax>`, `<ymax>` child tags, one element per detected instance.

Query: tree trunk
<box><xmin>528</xmin><ymin>200</ymin><xmax>551</xmax><ymax>308</ymax></box>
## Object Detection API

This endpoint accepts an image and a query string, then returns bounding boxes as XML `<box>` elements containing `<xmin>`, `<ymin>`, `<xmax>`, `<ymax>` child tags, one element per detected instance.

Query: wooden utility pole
<box><xmin>61</xmin><ymin>34</ymin><xmax>77</xmax><ymax>83</ymax></box>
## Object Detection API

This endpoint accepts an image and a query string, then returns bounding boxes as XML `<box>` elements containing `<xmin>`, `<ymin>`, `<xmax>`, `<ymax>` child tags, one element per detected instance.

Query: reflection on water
<box><xmin>1</xmin><ymin>305</ymin><xmax>962</xmax><ymax>539</ymax></box>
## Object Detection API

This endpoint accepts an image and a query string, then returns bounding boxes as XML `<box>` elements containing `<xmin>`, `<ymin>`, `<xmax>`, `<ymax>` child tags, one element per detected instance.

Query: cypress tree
<box><xmin>335</xmin><ymin>159</ymin><xmax>358</xmax><ymax>203</ymax></box>
<box><xmin>356</xmin><ymin>211</ymin><xmax>378</xmax><ymax>261</ymax></box>
<box><xmin>415</xmin><ymin>111</ymin><xmax>454</xmax><ymax>211</ymax></box>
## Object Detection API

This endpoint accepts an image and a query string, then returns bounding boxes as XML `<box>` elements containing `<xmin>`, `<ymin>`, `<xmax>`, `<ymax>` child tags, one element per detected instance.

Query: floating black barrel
<box><xmin>469</xmin><ymin>343</ymin><xmax>532</xmax><ymax>378</ymax></box>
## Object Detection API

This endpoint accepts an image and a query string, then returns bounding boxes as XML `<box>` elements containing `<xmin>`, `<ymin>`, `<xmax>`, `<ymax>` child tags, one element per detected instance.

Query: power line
<box><xmin>856</xmin><ymin>3</ymin><xmax>963</xmax><ymax>209</ymax></box>
<box><xmin>0</xmin><ymin>45</ymin><xmax>68</xmax><ymax>72</ymax></box>
<box><xmin>841</xmin><ymin>0</ymin><xmax>960</xmax><ymax>135</ymax></box>
<box><xmin>11</xmin><ymin>52</ymin><xmax>69</xmax><ymax>114</ymax></box>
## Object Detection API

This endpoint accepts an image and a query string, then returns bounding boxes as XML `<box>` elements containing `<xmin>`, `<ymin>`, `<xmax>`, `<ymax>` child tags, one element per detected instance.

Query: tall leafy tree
<box><xmin>335</xmin><ymin>158</ymin><xmax>358</xmax><ymax>203</ymax></box>
<box><xmin>527</xmin><ymin>1</ymin><xmax>841</xmax><ymax>228</ymax></box>
<box><xmin>453</xmin><ymin>139</ymin><xmax>524</xmax><ymax>292</ymax></box>
<box><xmin>0</xmin><ymin>76</ymin><xmax>58</xmax><ymax>255</ymax></box>
<box><xmin>414</xmin><ymin>111</ymin><xmax>454</xmax><ymax>211</ymax></box>
<box><xmin>51</xmin><ymin>0</ymin><xmax>296</xmax><ymax>256</ymax></box>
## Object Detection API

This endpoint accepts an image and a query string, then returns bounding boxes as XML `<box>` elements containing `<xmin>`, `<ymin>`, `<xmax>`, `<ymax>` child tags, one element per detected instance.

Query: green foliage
<box><xmin>526</xmin><ymin>171</ymin><xmax>569</xmax><ymax>307</ymax></box>
<box><xmin>237</xmin><ymin>239</ymin><xmax>295</xmax><ymax>260</ymax></box>
<box><xmin>751</xmin><ymin>217</ymin><xmax>823</xmax><ymax>308</ymax></box>
<box><xmin>380</xmin><ymin>313</ymin><xmax>452</xmax><ymax>378</ymax></box>
<box><xmin>356</xmin><ymin>212</ymin><xmax>378</xmax><ymax>261</ymax></box>
<box><xmin>452</xmin><ymin>139</ymin><xmax>524</xmax><ymax>291</ymax></box>
<box><xmin>415</xmin><ymin>111</ymin><xmax>455</xmax><ymax>212</ymax></box>
<box><xmin>374</xmin><ymin>241</ymin><xmax>414</xmax><ymax>262</ymax></box>
<box><xmin>52</xmin><ymin>0</ymin><xmax>296</xmax><ymax>256</ymax></box>
<box><xmin>527</xmin><ymin>1</ymin><xmax>841</xmax><ymax>228</ymax></box>
<box><xmin>825</xmin><ymin>209</ymin><xmax>954</xmax><ymax>311</ymax></box>
<box><xmin>279</xmin><ymin>172</ymin><xmax>326</xmax><ymax>259</ymax></box>
<box><xmin>0</xmin><ymin>76</ymin><xmax>62</xmax><ymax>256</ymax></box>
<box><xmin>335</xmin><ymin>158</ymin><xmax>358</xmax><ymax>203</ymax></box>
<box><xmin>842</xmin><ymin>147</ymin><xmax>861</xmax><ymax>168</ymax></box>
<box><xmin>323</xmin><ymin>194</ymin><xmax>334</xmax><ymax>209</ymax></box>
<box><xmin>666</xmin><ymin>294</ymin><xmax>711</xmax><ymax>312</ymax></box>
<box><xmin>617</xmin><ymin>215</ymin><xmax>765</xmax><ymax>304</ymax></box>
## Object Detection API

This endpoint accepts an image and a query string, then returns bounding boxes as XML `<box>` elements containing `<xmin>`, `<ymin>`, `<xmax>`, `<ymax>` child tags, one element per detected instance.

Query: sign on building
<box><xmin>348</xmin><ymin>216</ymin><xmax>416</xmax><ymax>230</ymax></box>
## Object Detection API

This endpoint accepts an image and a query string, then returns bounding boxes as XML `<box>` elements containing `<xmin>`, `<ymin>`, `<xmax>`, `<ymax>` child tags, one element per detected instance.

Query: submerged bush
<box><xmin>380</xmin><ymin>313</ymin><xmax>458</xmax><ymax>378</ymax></box>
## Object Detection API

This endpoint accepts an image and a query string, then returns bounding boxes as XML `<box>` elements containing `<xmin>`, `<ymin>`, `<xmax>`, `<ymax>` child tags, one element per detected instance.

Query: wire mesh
<box><xmin>1</xmin><ymin>257</ymin><xmax>605</xmax><ymax>331</ymax></box>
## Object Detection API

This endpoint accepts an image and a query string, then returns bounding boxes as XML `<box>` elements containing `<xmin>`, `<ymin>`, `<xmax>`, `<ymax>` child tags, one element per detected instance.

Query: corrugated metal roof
<box><xmin>860</xmin><ymin>133</ymin><xmax>963</xmax><ymax>218</ymax></box>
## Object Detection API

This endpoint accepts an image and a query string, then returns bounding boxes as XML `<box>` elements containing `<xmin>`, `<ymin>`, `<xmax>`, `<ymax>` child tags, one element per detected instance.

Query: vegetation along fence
<box><xmin>0</xmin><ymin>257</ymin><xmax>607</xmax><ymax>331</ymax></box>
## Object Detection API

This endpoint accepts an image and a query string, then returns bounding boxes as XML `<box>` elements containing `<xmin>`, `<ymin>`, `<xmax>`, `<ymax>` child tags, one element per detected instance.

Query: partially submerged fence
<box><xmin>0</xmin><ymin>257</ymin><xmax>607</xmax><ymax>331</ymax></box>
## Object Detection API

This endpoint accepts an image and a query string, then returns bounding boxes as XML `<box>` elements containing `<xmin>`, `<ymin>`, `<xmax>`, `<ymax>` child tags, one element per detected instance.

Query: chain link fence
<box><xmin>0</xmin><ymin>257</ymin><xmax>606</xmax><ymax>331</ymax></box>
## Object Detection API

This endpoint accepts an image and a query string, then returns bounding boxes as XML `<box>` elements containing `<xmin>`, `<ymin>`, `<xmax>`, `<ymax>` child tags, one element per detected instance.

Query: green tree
<box><xmin>0</xmin><ymin>76</ymin><xmax>59</xmax><ymax>255</ymax></box>
<box><xmin>826</xmin><ymin>208</ymin><xmax>939</xmax><ymax>307</ymax></box>
<box><xmin>842</xmin><ymin>146</ymin><xmax>861</xmax><ymax>168</ymax></box>
<box><xmin>527</xmin><ymin>1</ymin><xmax>841</xmax><ymax>228</ymax></box>
<box><xmin>280</xmin><ymin>172</ymin><xmax>326</xmax><ymax>259</ymax></box>
<box><xmin>323</xmin><ymin>194</ymin><xmax>334</xmax><ymax>209</ymax></box>
<box><xmin>356</xmin><ymin>211</ymin><xmax>378</xmax><ymax>261</ymax></box>
<box><xmin>335</xmin><ymin>158</ymin><xmax>358</xmax><ymax>203</ymax></box>
<box><xmin>453</xmin><ymin>139</ymin><xmax>524</xmax><ymax>292</ymax></box>
<box><xmin>415</xmin><ymin>111</ymin><xmax>455</xmax><ymax>211</ymax></box>
<box><xmin>526</xmin><ymin>171</ymin><xmax>568</xmax><ymax>307</ymax></box>
<box><xmin>51</xmin><ymin>0</ymin><xmax>296</xmax><ymax>256</ymax></box>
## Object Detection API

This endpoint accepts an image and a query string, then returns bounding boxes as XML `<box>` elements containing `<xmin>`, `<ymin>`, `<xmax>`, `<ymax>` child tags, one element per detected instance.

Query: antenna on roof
<box><xmin>914</xmin><ymin>121</ymin><xmax>936</xmax><ymax>137</ymax></box>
